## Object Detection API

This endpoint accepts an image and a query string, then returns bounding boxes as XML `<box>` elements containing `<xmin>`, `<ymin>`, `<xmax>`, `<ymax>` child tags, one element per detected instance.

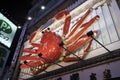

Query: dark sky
<box><xmin>0</xmin><ymin>0</ymin><xmax>33</xmax><ymax>26</ymax></box>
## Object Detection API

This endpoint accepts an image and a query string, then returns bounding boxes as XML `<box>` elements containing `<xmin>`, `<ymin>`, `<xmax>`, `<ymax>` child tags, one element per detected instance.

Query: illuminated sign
<box><xmin>0</xmin><ymin>13</ymin><xmax>17</xmax><ymax>48</ymax></box>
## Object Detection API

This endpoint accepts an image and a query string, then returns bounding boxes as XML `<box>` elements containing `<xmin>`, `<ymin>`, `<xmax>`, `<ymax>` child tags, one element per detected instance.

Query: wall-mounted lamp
<box><xmin>41</xmin><ymin>5</ymin><xmax>45</xmax><ymax>10</ymax></box>
<box><xmin>27</xmin><ymin>16</ymin><xmax>32</xmax><ymax>20</ymax></box>
<box><xmin>87</xmin><ymin>31</ymin><xmax>111</xmax><ymax>53</ymax></box>
<box><xmin>18</xmin><ymin>26</ymin><xmax>21</xmax><ymax>29</ymax></box>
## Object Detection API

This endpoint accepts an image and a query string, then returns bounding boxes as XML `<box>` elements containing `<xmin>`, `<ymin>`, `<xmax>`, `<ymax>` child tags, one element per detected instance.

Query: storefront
<box><xmin>19</xmin><ymin>0</ymin><xmax>120</xmax><ymax>80</ymax></box>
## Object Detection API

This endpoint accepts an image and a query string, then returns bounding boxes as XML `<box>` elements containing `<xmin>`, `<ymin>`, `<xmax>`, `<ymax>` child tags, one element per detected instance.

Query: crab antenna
<box><xmin>87</xmin><ymin>31</ymin><xmax>111</xmax><ymax>53</ymax></box>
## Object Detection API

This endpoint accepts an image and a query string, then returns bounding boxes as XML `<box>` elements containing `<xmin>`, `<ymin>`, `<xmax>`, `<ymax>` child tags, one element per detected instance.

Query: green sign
<box><xmin>0</xmin><ymin>19</ymin><xmax>12</xmax><ymax>34</ymax></box>
<box><xmin>0</xmin><ymin>13</ymin><xmax>17</xmax><ymax>48</ymax></box>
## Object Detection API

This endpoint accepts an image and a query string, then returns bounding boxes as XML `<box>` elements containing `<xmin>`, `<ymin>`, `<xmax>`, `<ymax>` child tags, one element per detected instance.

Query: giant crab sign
<box><xmin>19</xmin><ymin>8</ymin><xmax>100</xmax><ymax>75</ymax></box>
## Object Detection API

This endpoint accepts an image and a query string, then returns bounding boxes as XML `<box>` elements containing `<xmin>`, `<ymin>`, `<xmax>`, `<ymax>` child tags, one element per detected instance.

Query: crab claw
<box><xmin>53</xmin><ymin>9</ymin><xmax>70</xmax><ymax>20</ymax></box>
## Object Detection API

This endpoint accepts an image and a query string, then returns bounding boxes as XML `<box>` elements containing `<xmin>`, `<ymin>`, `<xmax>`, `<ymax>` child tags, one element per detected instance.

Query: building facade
<box><xmin>13</xmin><ymin>0</ymin><xmax>120</xmax><ymax>80</ymax></box>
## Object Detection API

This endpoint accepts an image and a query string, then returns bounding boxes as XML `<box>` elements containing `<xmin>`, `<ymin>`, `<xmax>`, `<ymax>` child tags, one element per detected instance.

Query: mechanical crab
<box><xmin>19</xmin><ymin>8</ymin><xmax>100</xmax><ymax>75</ymax></box>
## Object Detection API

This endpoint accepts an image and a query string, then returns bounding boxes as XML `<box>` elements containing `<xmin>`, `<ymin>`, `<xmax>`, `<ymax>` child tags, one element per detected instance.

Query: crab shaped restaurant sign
<box><xmin>0</xmin><ymin>13</ymin><xmax>17</xmax><ymax>48</ymax></box>
<box><xmin>20</xmin><ymin>8</ymin><xmax>100</xmax><ymax>75</ymax></box>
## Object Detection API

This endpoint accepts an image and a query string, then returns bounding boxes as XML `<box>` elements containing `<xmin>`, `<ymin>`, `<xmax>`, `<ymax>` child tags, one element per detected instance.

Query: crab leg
<box><xmin>63</xmin><ymin>31</ymin><xmax>97</xmax><ymax>62</ymax></box>
<box><xmin>63</xmin><ymin>15</ymin><xmax>71</xmax><ymax>35</ymax></box>
<box><xmin>20</xmin><ymin>61</ymin><xmax>41</xmax><ymax>69</ymax></box>
<box><xmin>23</xmin><ymin>41</ymin><xmax>42</xmax><ymax>54</ymax></box>
<box><xmin>20</xmin><ymin>53</ymin><xmax>55</xmax><ymax>69</ymax></box>
<box><xmin>66</xmin><ymin>15</ymin><xmax>99</xmax><ymax>47</ymax></box>
<box><xmin>63</xmin><ymin>40</ymin><xmax>93</xmax><ymax>62</ymax></box>
<box><xmin>29</xmin><ymin>31</ymin><xmax>37</xmax><ymax>43</ymax></box>
<box><xmin>29</xmin><ymin>28</ymin><xmax>43</xmax><ymax>44</ymax></box>
<box><xmin>65</xmin><ymin>8</ymin><xmax>92</xmax><ymax>40</ymax></box>
<box><xmin>20</xmin><ymin>58</ymin><xmax>46</xmax><ymax>69</ymax></box>
<box><xmin>52</xmin><ymin>9</ymin><xmax>71</xmax><ymax>35</ymax></box>
<box><xmin>63</xmin><ymin>57</ymin><xmax>81</xmax><ymax>62</ymax></box>
<box><xmin>20</xmin><ymin>60</ymin><xmax>47</xmax><ymax>75</ymax></box>
<box><xmin>23</xmin><ymin>47</ymin><xmax>41</xmax><ymax>54</ymax></box>
<box><xmin>66</xmin><ymin>31</ymin><xmax>98</xmax><ymax>55</ymax></box>
<box><xmin>20</xmin><ymin>56</ymin><xmax>42</xmax><ymax>61</ymax></box>
<box><xmin>22</xmin><ymin>30</ymin><xmax>42</xmax><ymax>53</ymax></box>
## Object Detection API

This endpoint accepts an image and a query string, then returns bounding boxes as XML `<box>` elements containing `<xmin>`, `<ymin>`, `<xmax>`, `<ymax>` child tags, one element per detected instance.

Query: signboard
<box><xmin>0</xmin><ymin>13</ymin><xmax>17</xmax><ymax>48</ymax></box>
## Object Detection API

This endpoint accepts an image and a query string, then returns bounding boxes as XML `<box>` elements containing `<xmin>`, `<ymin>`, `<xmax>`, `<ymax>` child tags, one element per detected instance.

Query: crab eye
<box><xmin>42</xmin><ymin>31</ymin><xmax>44</xmax><ymax>34</ymax></box>
<box><xmin>47</xmin><ymin>27</ymin><xmax>50</xmax><ymax>30</ymax></box>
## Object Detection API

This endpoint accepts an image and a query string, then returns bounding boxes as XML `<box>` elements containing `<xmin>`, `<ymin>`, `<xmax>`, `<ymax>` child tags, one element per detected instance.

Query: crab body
<box><xmin>38</xmin><ymin>31</ymin><xmax>63</xmax><ymax>62</ymax></box>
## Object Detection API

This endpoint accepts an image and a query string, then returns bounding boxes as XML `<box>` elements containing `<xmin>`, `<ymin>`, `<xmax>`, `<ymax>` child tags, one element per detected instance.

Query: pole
<box><xmin>87</xmin><ymin>31</ymin><xmax>111</xmax><ymax>53</ymax></box>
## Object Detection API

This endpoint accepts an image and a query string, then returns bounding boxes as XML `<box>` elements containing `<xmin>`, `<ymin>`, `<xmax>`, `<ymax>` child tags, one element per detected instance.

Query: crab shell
<box><xmin>39</xmin><ymin>30</ymin><xmax>63</xmax><ymax>62</ymax></box>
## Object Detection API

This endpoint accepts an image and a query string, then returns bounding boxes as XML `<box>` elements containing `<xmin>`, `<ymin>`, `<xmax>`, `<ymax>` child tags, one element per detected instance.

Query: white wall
<box><xmin>50</xmin><ymin>60</ymin><xmax>120</xmax><ymax>80</ymax></box>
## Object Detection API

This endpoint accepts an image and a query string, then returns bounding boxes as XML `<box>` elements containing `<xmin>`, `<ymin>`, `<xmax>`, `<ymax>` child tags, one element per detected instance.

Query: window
<box><xmin>70</xmin><ymin>73</ymin><xmax>79</xmax><ymax>80</ymax></box>
<box><xmin>116</xmin><ymin>0</ymin><xmax>120</xmax><ymax>9</ymax></box>
<box><xmin>56</xmin><ymin>77</ymin><xmax>62</xmax><ymax>80</ymax></box>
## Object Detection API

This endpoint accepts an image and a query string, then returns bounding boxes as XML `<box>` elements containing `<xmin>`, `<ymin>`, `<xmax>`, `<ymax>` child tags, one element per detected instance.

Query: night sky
<box><xmin>0</xmin><ymin>0</ymin><xmax>33</xmax><ymax>26</ymax></box>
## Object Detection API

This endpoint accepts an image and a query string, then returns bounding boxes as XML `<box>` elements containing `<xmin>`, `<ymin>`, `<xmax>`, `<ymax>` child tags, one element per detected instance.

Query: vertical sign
<box><xmin>0</xmin><ymin>13</ymin><xmax>17</xmax><ymax>48</ymax></box>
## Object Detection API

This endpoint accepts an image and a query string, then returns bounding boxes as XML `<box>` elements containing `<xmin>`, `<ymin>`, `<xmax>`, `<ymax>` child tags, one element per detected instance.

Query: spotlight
<box><xmin>27</xmin><ymin>16</ymin><xmax>32</xmax><ymax>20</ymax></box>
<box><xmin>41</xmin><ymin>5</ymin><xmax>45</xmax><ymax>10</ymax></box>
<box><xmin>18</xmin><ymin>26</ymin><xmax>21</xmax><ymax>29</ymax></box>
<box><xmin>87</xmin><ymin>31</ymin><xmax>111</xmax><ymax>53</ymax></box>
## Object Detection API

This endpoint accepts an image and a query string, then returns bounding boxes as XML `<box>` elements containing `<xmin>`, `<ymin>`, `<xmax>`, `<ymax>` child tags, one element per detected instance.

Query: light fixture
<box><xmin>27</xmin><ymin>16</ymin><xmax>32</xmax><ymax>20</ymax></box>
<box><xmin>87</xmin><ymin>31</ymin><xmax>111</xmax><ymax>53</ymax></box>
<box><xmin>18</xmin><ymin>26</ymin><xmax>21</xmax><ymax>29</ymax></box>
<box><xmin>41</xmin><ymin>5</ymin><xmax>45</xmax><ymax>10</ymax></box>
